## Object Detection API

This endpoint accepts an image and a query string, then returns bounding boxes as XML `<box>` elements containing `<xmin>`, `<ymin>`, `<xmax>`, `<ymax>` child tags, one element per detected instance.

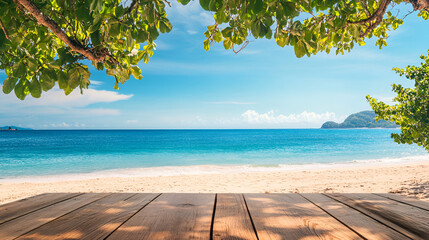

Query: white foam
<box><xmin>0</xmin><ymin>155</ymin><xmax>427</xmax><ymax>183</ymax></box>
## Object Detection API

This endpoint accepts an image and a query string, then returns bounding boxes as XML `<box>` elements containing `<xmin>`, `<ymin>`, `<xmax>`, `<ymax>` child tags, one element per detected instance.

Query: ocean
<box><xmin>0</xmin><ymin>129</ymin><xmax>427</xmax><ymax>179</ymax></box>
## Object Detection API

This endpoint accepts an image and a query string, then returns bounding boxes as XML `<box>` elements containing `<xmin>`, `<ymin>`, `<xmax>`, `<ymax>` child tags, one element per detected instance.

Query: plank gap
<box><xmin>209</xmin><ymin>193</ymin><xmax>217</xmax><ymax>240</ymax></box>
<box><xmin>299</xmin><ymin>193</ymin><xmax>367</xmax><ymax>240</ymax></box>
<box><xmin>242</xmin><ymin>194</ymin><xmax>259</xmax><ymax>240</ymax></box>
<box><xmin>15</xmin><ymin>193</ymin><xmax>113</xmax><ymax>239</ymax></box>
<box><xmin>322</xmin><ymin>193</ymin><xmax>415</xmax><ymax>240</ymax></box>
<box><xmin>373</xmin><ymin>193</ymin><xmax>429</xmax><ymax>212</ymax></box>
<box><xmin>103</xmin><ymin>193</ymin><xmax>162</xmax><ymax>240</ymax></box>
<box><xmin>0</xmin><ymin>193</ymin><xmax>84</xmax><ymax>226</ymax></box>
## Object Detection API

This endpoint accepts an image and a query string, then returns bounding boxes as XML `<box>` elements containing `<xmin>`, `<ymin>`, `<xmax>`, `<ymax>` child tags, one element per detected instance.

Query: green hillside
<box><xmin>321</xmin><ymin>111</ymin><xmax>397</xmax><ymax>129</ymax></box>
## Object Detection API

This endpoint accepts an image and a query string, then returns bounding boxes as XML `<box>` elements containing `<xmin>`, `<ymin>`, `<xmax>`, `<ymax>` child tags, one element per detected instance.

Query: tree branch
<box><xmin>346</xmin><ymin>0</ymin><xmax>392</xmax><ymax>37</ymax></box>
<box><xmin>348</xmin><ymin>0</ymin><xmax>392</xmax><ymax>25</ymax></box>
<box><xmin>14</xmin><ymin>0</ymin><xmax>115</xmax><ymax>64</ymax></box>
<box><xmin>162</xmin><ymin>0</ymin><xmax>172</xmax><ymax>7</ymax></box>
<box><xmin>409</xmin><ymin>0</ymin><xmax>429</xmax><ymax>10</ymax></box>
<box><xmin>123</xmin><ymin>0</ymin><xmax>171</xmax><ymax>16</ymax></box>
<box><xmin>0</xmin><ymin>18</ymin><xmax>11</xmax><ymax>41</ymax></box>
<box><xmin>123</xmin><ymin>0</ymin><xmax>139</xmax><ymax>16</ymax></box>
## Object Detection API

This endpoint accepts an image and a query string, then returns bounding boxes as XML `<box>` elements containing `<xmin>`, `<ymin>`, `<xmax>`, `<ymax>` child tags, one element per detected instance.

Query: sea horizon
<box><xmin>1</xmin><ymin>129</ymin><xmax>426</xmax><ymax>180</ymax></box>
<box><xmin>5</xmin><ymin>127</ymin><xmax>401</xmax><ymax>130</ymax></box>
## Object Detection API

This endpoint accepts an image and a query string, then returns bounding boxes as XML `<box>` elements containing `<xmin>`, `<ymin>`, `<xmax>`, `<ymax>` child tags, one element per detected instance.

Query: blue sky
<box><xmin>0</xmin><ymin>2</ymin><xmax>428</xmax><ymax>129</ymax></box>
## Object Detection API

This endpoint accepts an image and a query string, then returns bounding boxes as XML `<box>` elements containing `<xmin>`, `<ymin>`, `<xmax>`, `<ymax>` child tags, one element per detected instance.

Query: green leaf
<box><xmin>26</xmin><ymin>58</ymin><xmax>38</xmax><ymax>73</ymax></box>
<box><xmin>203</xmin><ymin>39</ymin><xmax>210</xmax><ymax>51</ymax></box>
<box><xmin>251</xmin><ymin>0</ymin><xmax>263</xmax><ymax>14</ymax></box>
<box><xmin>178</xmin><ymin>0</ymin><xmax>191</xmax><ymax>5</ymax></box>
<box><xmin>88</xmin><ymin>15</ymin><xmax>103</xmax><ymax>34</ymax></box>
<box><xmin>40</xmin><ymin>69</ymin><xmax>56</xmax><ymax>91</ymax></box>
<box><xmin>106</xmin><ymin>68</ymin><xmax>115</xmax><ymax>76</ymax></box>
<box><xmin>250</xmin><ymin>20</ymin><xmax>260</xmax><ymax>38</ymax></box>
<box><xmin>109</xmin><ymin>23</ymin><xmax>120</xmax><ymax>37</ymax></box>
<box><xmin>58</xmin><ymin>71</ymin><xmax>68</xmax><ymax>90</ymax></box>
<box><xmin>29</xmin><ymin>77</ymin><xmax>42</xmax><ymax>98</ymax></box>
<box><xmin>223</xmin><ymin>38</ymin><xmax>232</xmax><ymax>50</ymax></box>
<box><xmin>131</xmin><ymin>66</ymin><xmax>142</xmax><ymax>79</ymax></box>
<box><xmin>114</xmin><ymin>77</ymin><xmax>119</xmax><ymax>90</ymax></box>
<box><xmin>68</xmin><ymin>68</ymin><xmax>81</xmax><ymax>89</ymax></box>
<box><xmin>275</xmin><ymin>32</ymin><xmax>288</xmax><ymax>47</ymax></box>
<box><xmin>221</xmin><ymin>27</ymin><xmax>233</xmax><ymax>38</ymax></box>
<box><xmin>294</xmin><ymin>41</ymin><xmax>306</xmax><ymax>58</ymax></box>
<box><xmin>14</xmin><ymin>80</ymin><xmax>28</xmax><ymax>100</ymax></box>
<box><xmin>90</xmin><ymin>0</ymin><xmax>103</xmax><ymax>12</ymax></box>
<box><xmin>200</xmin><ymin>0</ymin><xmax>211</xmax><ymax>11</ymax></box>
<box><xmin>13</xmin><ymin>62</ymin><xmax>27</xmax><ymax>78</ymax></box>
<box><xmin>143</xmin><ymin>52</ymin><xmax>149</xmax><ymax>63</ymax></box>
<box><xmin>91</xmin><ymin>30</ymin><xmax>101</xmax><ymax>46</ymax></box>
<box><xmin>213</xmin><ymin>31</ymin><xmax>223</xmax><ymax>42</ymax></box>
<box><xmin>2</xmin><ymin>77</ymin><xmax>18</xmax><ymax>94</ymax></box>
<box><xmin>136</xmin><ymin>31</ymin><xmax>149</xmax><ymax>43</ymax></box>
<box><xmin>57</xmin><ymin>48</ymin><xmax>76</xmax><ymax>64</ymax></box>
<box><xmin>281</xmin><ymin>2</ymin><xmax>297</xmax><ymax>17</ymax></box>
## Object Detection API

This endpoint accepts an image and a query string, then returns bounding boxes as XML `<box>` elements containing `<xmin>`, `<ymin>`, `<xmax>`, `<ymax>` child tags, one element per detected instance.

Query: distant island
<box><xmin>321</xmin><ymin>111</ymin><xmax>397</xmax><ymax>129</ymax></box>
<box><xmin>0</xmin><ymin>126</ymin><xmax>33</xmax><ymax>131</ymax></box>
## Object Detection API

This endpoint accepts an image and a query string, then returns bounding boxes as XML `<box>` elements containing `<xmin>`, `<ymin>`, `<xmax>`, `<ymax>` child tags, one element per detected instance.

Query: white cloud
<box><xmin>187</xmin><ymin>30</ymin><xmax>198</xmax><ymax>35</ymax></box>
<box><xmin>0</xmin><ymin>86</ymin><xmax>132</xmax><ymax>117</ymax></box>
<box><xmin>0</xmin><ymin>87</ymin><xmax>132</xmax><ymax>108</ymax></box>
<box><xmin>49</xmin><ymin>122</ymin><xmax>70</xmax><ymax>128</ymax></box>
<box><xmin>241</xmin><ymin>110</ymin><xmax>342</xmax><ymax>124</ymax></box>
<box><xmin>126</xmin><ymin>119</ymin><xmax>139</xmax><ymax>124</ymax></box>
<box><xmin>90</xmin><ymin>80</ymin><xmax>103</xmax><ymax>85</ymax></box>
<box><xmin>42</xmin><ymin>122</ymin><xmax>86</xmax><ymax>128</ymax></box>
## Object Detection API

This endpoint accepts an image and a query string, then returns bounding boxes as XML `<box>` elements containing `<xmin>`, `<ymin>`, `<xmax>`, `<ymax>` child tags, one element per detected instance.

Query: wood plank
<box><xmin>301</xmin><ymin>193</ymin><xmax>410</xmax><ymax>240</ymax></box>
<box><xmin>106</xmin><ymin>193</ymin><xmax>215</xmax><ymax>240</ymax></box>
<box><xmin>17</xmin><ymin>193</ymin><xmax>159</xmax><ymax>240</ymax></box>
<box><xmin>326</xmin><ymin>193</ymin><xmax>429</xmax><ymax>240</ymax></box>
<box><xmin>0</xmin><ymin>193</ymin><xmax>109</xmax><ymax>240</ymax></box>
<box><xmin>374</xmin><ymin>193</ymin><xmax>429</xmax><ymax>211</ymax></box>
<box><xmin>243</xmin><ymin>193</ymin><xmax>362</xmax><ymax>240</ymax></box>
<box><xmin>0</xmin><ymin>193</ymin><xmax>81</xmax><ymax>225</ymax></box>
<box><xmin>212</xmin><ymin>194</ymin><xmax>257</xmax><ymax>240</ymax></box>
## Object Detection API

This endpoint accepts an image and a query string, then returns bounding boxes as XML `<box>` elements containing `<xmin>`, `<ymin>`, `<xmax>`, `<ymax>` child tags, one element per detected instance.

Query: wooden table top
<box><xmin>0</xmin><ymin>192</ymin><xmax>428</xmax><ymax>239</ymax></box>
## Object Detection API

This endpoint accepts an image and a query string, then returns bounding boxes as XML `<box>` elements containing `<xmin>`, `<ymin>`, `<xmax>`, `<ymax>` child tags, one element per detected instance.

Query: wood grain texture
<box><xmin>374</xmin><ymin>193</ymin><xmax>429</xmax><ymax>211</ymax></box>
<box><xmin>212</xmin><ymin>194</ymin><xmax>258</xmax><ymax>240</ymax></box>
<box><xmin>0</xmin><ymin>193</ymin><xmax>109</xmax><ymax>240</ymax></box>
<box><xmin>0</xmin><ymin>193</ymin><xmax>81</xmax><ymax>225</ymax></box>
<box><xmin>301</xmin><ymin>193</ymin><xmax>410</xmax><ymax>240</ymax></box>
<box><xmin>106</xmin><ymin>193</ymin><xmax>215</xmax><ymax>240</ymax></box>
<box><xmin>244</xmin><ymin>193</ymin><xmax>362</xmax><ymax>240</ymax></box>
<box><xmin>326</xmin><ymin>193</ymin><xmax>429</xmax><ymax>240</ymax></box>
<box><xmin>17</xmin><ymin>193</ymin><xmax>159</xmax><ymax>240</ymax></box>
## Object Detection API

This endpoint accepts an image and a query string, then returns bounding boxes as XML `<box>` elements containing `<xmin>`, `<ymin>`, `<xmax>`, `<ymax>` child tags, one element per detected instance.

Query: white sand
<box><xmin>0</xmin><ymin>161</ymin><xmax>428</xmax><ymax>205</ymax></box>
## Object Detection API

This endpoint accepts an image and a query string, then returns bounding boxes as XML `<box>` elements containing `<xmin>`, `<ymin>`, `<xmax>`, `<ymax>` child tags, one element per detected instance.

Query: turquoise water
<box><xmin>0</xmin><ymin>129</ymin><xmax>426</xmax><ymax>178</ymax></box>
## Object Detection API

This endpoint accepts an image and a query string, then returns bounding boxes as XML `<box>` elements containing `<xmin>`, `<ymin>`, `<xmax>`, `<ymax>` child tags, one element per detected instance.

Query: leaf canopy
<box><xmin>367</xmin><ymin>51</ymin><xmax>429</xmax><ymax>151</ymax></box>
<box><xmin>0</xmin><ymin>0</ymin><xmax>427</xmax><ymax>100</ymax></box>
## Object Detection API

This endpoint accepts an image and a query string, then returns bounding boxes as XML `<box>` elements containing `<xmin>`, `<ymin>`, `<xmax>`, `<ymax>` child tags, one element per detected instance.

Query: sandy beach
<box><xmin>1</xmin><ymin>161</ymin><xmax>428</xmax><ymax>205</ymax></box>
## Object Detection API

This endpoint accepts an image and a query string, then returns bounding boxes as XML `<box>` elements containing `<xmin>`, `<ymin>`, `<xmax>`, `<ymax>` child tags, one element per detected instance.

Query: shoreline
<box><xmin>0</xmin><ymin>155</ymin><xmax>428</xmax><ymax>183</ymax></box>
<box><xmin>0</xmin><ymin>159</ymin><xmax>428</xmax><ymax>205</ymax></box>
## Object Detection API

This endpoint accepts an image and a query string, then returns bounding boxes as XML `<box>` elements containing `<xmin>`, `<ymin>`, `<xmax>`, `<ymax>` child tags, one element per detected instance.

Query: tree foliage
<box><xmin>367</xmin><ymin>51</ymin><xmax>429</xmax><ymax>151</ymax></box>
<box><xmin>1</xmin><ymin>0</ymin><xmax>428</xmax><ymax>99</ymax></box>
<box><xmin>0</xmin><ymin>0</ymin><xmax>171</xmax><ymax>99</ymax></box>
